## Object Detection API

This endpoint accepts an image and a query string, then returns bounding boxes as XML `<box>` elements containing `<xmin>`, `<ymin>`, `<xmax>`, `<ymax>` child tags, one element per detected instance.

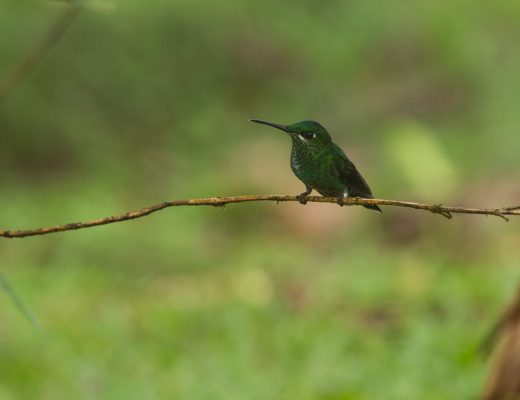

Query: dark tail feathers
<box><xmin>345</xmin><ymin>168</ymin><xmax>382</xmax><ymax>213</ymax></box>
<box><xmin>363</xmin><ymin>203</ymin><xmax>382</xmax><ymax>213</ymax></box>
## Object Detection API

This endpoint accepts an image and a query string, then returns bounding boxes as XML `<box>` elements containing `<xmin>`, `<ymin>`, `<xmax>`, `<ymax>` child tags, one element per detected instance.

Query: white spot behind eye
<box><xmin>311</xmin><ymin>133</ymin><xmax>316</xmax><ymax>139</ymax></box>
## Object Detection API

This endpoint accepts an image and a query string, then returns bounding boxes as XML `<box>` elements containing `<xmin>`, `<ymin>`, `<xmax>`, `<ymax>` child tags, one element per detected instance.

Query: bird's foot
<box><xmin>296</xmin><ymin>193</ymin><xmax>309</xmax><ymax>205</ymax></box>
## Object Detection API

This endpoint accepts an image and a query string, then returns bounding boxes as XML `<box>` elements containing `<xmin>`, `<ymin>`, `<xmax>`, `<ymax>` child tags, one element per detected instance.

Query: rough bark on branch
<box><xmin>0</xmin><ymin>195</ymin><xmax>519</xmax><ymax>239</ymax></box>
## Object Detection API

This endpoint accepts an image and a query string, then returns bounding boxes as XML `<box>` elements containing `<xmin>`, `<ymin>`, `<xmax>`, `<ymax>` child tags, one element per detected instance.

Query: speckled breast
<box><xmin>290</xmin><ymin>146</ymin><xmax>346</xmax><ymax>196</ymax></box>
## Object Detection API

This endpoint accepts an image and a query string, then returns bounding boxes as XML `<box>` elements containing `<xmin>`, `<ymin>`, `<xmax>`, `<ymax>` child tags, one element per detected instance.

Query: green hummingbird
<box><xmin>250</xmin><ymin>119</ymin><xmax>382</xmax><ymax>212</ymax></box>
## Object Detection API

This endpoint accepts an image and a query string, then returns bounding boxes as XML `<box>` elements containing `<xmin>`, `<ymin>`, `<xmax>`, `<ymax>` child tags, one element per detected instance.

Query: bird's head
<box><xmin>250</xmin><ymin>119</ymin><xmax>332</xmax><ymax>150</ymax></box>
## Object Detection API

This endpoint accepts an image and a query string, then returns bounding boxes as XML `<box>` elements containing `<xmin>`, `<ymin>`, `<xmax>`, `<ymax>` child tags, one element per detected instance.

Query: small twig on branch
<box><xmin>0</xmin><ymin>2</ymin><xmax>81</xmax><ymax>103</ymax></box>
<box><xmin>0</xmin><ymin>195</ymin><xmax>519</xmax><ymax>239</ymax></box>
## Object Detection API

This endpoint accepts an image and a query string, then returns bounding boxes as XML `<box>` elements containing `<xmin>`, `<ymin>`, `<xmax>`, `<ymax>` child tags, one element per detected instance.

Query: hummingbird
<box><xmin>250</xmin><ymin>119</ymin><xmax>382</xmax><ymax>212</ymax></box>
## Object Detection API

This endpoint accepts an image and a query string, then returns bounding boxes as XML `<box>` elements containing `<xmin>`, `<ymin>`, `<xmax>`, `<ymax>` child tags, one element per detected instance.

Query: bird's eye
<box><xmin>301</xmin><ymin>132</ymin><xmax>316</xmax><ymax>139</ymax></box>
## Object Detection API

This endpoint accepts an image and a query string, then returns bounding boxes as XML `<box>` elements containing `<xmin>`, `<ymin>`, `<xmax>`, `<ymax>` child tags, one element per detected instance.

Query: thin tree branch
<box><xmin>0</xmin><ymin>2</ymin><xmax>81</xmax><ymax>103</ymax></box>
<box><xmin>0</xmin><ymin>195</ymin><xmax>519</xmax><ymax>239</ymax></box>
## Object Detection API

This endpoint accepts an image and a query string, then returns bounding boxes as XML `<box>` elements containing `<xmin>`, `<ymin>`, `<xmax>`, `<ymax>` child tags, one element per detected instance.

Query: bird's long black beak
<box><xmin>249</xmin><ymin>119</ymin><xmax>290</xmax><ymax>132</ymax></box>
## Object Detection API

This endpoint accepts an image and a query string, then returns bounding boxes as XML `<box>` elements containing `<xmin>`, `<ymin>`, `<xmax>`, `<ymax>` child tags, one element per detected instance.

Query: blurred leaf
<box><xmin>386</xmin><ymin>121</ymin><xmax>459</xmax><ymax>198</ymax></box>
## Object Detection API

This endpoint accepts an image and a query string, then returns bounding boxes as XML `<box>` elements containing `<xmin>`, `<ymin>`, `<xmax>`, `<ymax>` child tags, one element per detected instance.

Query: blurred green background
<box><xmin>1</xmin><ymin>1</ymin><xmax>519</xmax><ymax>399</ymax></box>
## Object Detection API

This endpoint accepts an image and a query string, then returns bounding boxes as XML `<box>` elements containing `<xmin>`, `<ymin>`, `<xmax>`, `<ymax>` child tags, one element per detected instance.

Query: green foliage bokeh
<box><xmin>1</xmin><ymin>1</ymin><xmax>519</xmax><ymax>399</ymax></box>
